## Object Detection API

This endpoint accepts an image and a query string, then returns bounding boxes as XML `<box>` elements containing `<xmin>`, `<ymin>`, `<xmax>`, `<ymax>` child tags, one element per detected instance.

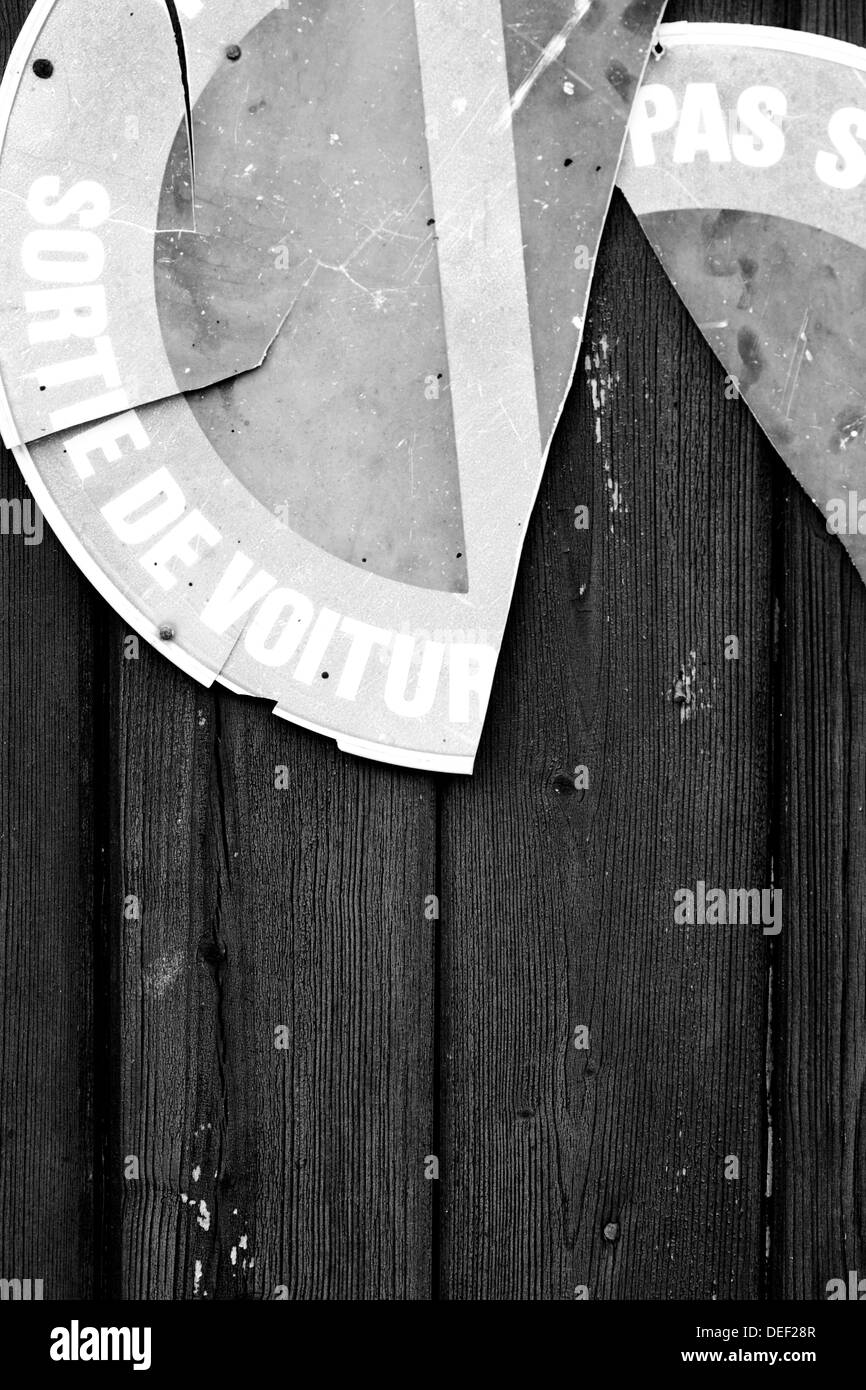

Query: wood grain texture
<box><xmin>1</xmin><ymin>0</ymin><xmax>865</xmax><ymax>1304</ymax></box>
<box><xmin>111</xmin><ymin>643</ymin><xmax>436</xmax><ymax>1299</ymax></box>
<box><xmin>0</xmin><ymin>461</ymin><xmax>100</xmax><ymax>1295</ymax></box>
<box><xmin>439</xmin><ymin>179</ymin><xmax>775</xmax><ymax>1298</ymax></box>
<box><xmin>770</xmin><ymin>0</ymin><xmax>866</xmax><ymax>1301</ymax></box>
<box><xmin>435</xmin><ymin>0</ymin><xmax>864</xmax><ymax>1303</ymax></box>
<box><xmin>0</xmin><ymin>449</ymin><xmax>99</xmax><ymax>1301</ymax></box>
<box><xmin>773</xmin><ymin>489</ymin><xmax>866</xmax><ymax>1298</ymax></box>
<box><xmin>0</xmin><ymin>0</ymin><xmax>107</xmax><ymax>1302</ymax></box>
<box><xmin>435</xmin><ymin>0</ymin><xmax>812</xmax><ymax>1301</ymax></box>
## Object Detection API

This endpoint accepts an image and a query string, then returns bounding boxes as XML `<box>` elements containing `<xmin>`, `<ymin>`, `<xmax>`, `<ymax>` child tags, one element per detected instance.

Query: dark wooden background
<box><xmin>1</xmin><ymin>0</ymin><xmax>864</xmax><ymax>1300</ymax></box>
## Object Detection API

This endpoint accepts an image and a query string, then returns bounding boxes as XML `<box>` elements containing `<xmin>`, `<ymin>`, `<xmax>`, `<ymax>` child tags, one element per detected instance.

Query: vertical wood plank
<box><xmin>0</xmin><ymin>0</ymin><xmax>106</xmax><ymax>1301</ymax></box>
<box><xmin>439</xmin><ymin>0</ymin><xmax>794</xmax><ymax>1297</ymax></box>
<box><xmin>3</xmin><ymin>0</ymin><xmax>865</xmax><ymax>1306</ymax></box>
<box><xmin>439</xmin><ymin>189</ymin><xmax>775</xmax><ymax>1303</ymax></box>
<box><xmin>770</xmin><ymin>0</ymin><xmax>866</xmax><ymax>1304</ymax></box>
<box><xmin>0</xmin><ymin>451</ymin><xmax>99</xmax><ymax>1294</ymax></box>
<box><xmin>774</xmin><ymin>493</ymin><xmax>866</xmax><ymax>1298</ymax></box>
<box><xmin>112</xmin><ymin>644</ymin><xmax>436</xmax><ymax>1299</ymax></box>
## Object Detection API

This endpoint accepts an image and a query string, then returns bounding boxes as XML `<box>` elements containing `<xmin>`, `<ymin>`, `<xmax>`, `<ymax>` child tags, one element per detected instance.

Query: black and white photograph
<box><xmin>0</xmin><ymin>0</ymin><xmax>863</xmax><ymax>1364</ymax></box>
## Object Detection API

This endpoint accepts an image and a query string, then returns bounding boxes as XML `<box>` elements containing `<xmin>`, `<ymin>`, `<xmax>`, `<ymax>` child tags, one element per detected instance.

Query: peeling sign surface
<box><xmin>0</xmin><ymin>0</ymin><xmax>665</xmax><ymax>772</ymax></box>
<box><xmin>618</xmin><ymin>24</ymin><xmax>866</xmax><ymax>588</ymax></box>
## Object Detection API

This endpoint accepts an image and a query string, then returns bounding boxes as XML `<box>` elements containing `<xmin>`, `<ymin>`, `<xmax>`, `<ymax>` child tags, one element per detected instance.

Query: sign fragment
<box><xmin>0</xmin><ymin>0</ymin><xmax>665</xmax><ymax>771</ymax></box>
<box><xmin>619</xmin><ymin>23</ymin><xmax>866</xmax><ymax>585</ymax></box>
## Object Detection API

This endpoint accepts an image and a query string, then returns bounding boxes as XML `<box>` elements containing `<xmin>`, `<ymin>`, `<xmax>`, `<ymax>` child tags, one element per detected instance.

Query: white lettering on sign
<box><xmin>26</xmin><ymin>176</ymin><xmax>111</xmax><ymax>229</ymax></box>
<box><xmin>629</xmin><ymin>80</ymin><xmax>866</xmax><ymax>187</ymax></box>
<box><xmin>197</xmin><ymin>544</ymin><xmax>494</xmax><ymax>719</ymax></box>
<box><xmin>629</xmin><ymin>82</ymin><xmax>788</xmax><ymax>169</ymax></box>
<box><xmin>22</xmin><ymin>177</ymin><xmax>127</xmax><ymax>430</ymax></box>
<box><xmin>672</xmin><ymin>83</ymin><xmax>732</xmax><ymax>164</ymax></box>
<box><xmin>448</xmin><ymin>644</ymin><xmax>498</xmax><ymax>723</ymax></box>
<box><xmin>245</xmin><ymin>587</ymin><xmax>315</xmax><ymax>667</ymax></box>
<box><xmin>65</xmin><ymin>413</ymin><xmax>150</xmax><ymax>480</ymax></box>
<box><xmin>200</xmin><ymin>552</ymin><xmax>277</xmax><ymax>631</ymax></box>
<box><xmin>61</xmin><ymin>409</ymin><xmax>499</xmax><ymax>721</ymax></box>
<box><xmin>385</xmin><ymin>635</ymin><xmax>444</xmax><ymax>717</ymax></box>
<box><xmin>628</xmin><ymin>83</ymin><xmax>678</xmax><ymax>165</ymax></box>
<box><xmin>22</xmin><ymin>229</ymin><xmax>105</xmax><ymax>283</ymax></box>
<box><xmin>25</xmin><ymin>287</ymin><xmax>107</xmax><ymax>344</ymax></box>
<box><xmin>29</xmin><ymin>175</ymin><xmax>498</xmax><ymax>730</ymax></box>
<box><xmin>815</xmin><ymin>107</ymin><xmax>866</xmax><ymax>188</ymax></box>
<box><xmin>293</xmin><ymin>608</ymin><xmax>342</xmax><ymax>685</ymax></box>
<box><xmin>734</xmin><ymin>86</ymin><xmax>787</xmax><ymax>168</ymax></box>
<box><xmin>140</xmin><ymin>511</ymin><xmax>222</xmax><ymax>590</ymax></box>
<box><xmin>101</xmin><ymin>468</ymin><xmax>186</xmax><ymax>544</ymax></box>
<box><xmin>336</xmin><ymin>618</ymin><xmax>391</xmax><ymax>701</ymax></box>
<box><xmin>631</xmin><ymin>79</ymin><xmax>866</xmax><ymax>189</ymax></box>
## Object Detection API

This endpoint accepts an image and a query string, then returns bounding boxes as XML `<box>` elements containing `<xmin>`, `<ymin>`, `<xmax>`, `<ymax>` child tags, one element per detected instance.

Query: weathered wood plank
<box><xmin>3</xmin><ymin>0</ymin><xmax>865</xmax><ymax>1306</ymax></box>
<box><xmin>0</xmin><ymin>458</ymin><xmax>101</xmax><ymax>1301</ymax></box>
<box><xmin>112</xmin><ymin>647</ymin><xmax>437</xmax><ymax>1298</ymax></box>
<box><xmin>439</xmin><ymin>0</ymin><xmax>785</xmax><ymax>1296</ymax></box>
<box><xmin>0</xmin><ymin>0</ymin><xmax>107</xmax><ymax>1303</ymax></box>
<box><xmin>0</xmin><ymin>28</ymin><xmax>107</xmax><ymax>1274</ymax></box>
<box><xmin>774</xmin><ymin>488</ymin><xmax>866</xmax><ymax>1299</ymax></box>
<box><xmin>0</xmin><ymin>0</ymin><xmax>437</xmax><ymax>1303</ymax></box>
<box><xmin>771</xmin><ymin>0</ymin><xmax>866</xmax><ymax>1303</ymax></box>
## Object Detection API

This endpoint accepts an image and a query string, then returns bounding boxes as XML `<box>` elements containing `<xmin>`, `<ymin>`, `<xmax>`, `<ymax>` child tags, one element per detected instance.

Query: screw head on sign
<box><xmin>32</xmin><ymin>59</ymin><xmax>54</xmax><ymax>78</ymax></box>
<box><xmin>603</xmin><ymin>1222</ymin><xmax>619</xmax><ymax>1242</ymax></box>
<box><xmin>159</xmin><ymin>624</ymin><xmax>175</xmax><ymax>642</ymax></box>
<box><xmin>226</xmin><ymin>44</ymin><xmax>242</xmax><ymax>61</ymax></box>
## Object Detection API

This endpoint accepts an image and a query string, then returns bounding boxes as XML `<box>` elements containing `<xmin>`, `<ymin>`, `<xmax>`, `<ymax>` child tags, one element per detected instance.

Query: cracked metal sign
<box><xmin>0</xmin><ymin>0</ymin><xmax>665</xmax><ymax>772</ymax></box>
<box><xmin>618</xmin><ymin>24</ymin><xmax>866</xmax><ymax>587</ymax></box>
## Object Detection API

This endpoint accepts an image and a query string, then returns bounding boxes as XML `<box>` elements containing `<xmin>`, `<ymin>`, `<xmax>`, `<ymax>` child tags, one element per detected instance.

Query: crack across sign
<box><xmin>161</xmin><ymin>0</ymin><xmax>197</xmax><ymax>216</ymax></box>
<box><xmin>0</xmin><ymin>0</ymin><xmax>673</xmax><ymax>771</ymax></box>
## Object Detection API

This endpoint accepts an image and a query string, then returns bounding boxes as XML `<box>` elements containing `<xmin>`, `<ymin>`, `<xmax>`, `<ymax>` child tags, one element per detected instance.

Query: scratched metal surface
<box><xmin>156</xmin><ymin>1</ymin><xmax>467</xmax><ymax>592</ymax></box>
<box><xmin>0</xmin><ymin>0</ymin><xmax>863</xmax><ymax>1301</ymax></box>
<box><xmin>155</xmin><ymin>0</ymin><xmax>664</xmax><ymax>588</ymax></box>
<box><xmin>0</xmin><ymin>0</ymin><xmax>665</xmax><ymax>773</ymax></box>
<box><xmin>643</xmin><ymin>211</ymin><xmax>866</xmax><ymax>572</ymax></box>
<box><xmin>617</xmin><ymin>24</ymin><xmax>866</xmax><ymax>589</ymax></box>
